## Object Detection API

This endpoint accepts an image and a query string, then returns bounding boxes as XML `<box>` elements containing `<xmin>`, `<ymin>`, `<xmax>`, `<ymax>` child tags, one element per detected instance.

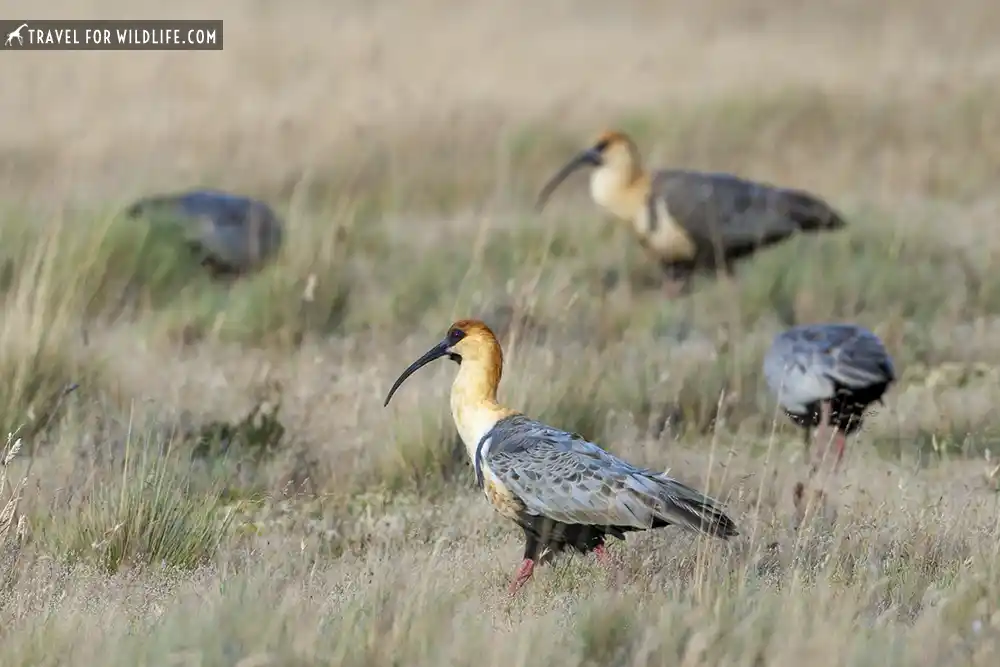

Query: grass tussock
<box><xmin>0</xmin><ymin>249</ymin><xmax>102</xmax><ymax>440</ymax></box>
<box><xmin>36</xmin><ymin>438</ymin><xmax>235</xmax><ymax>574</ymax></box>
<box><xmin>0</xmin><ymin>208</ymin><xmax>212</xmax><ymax>319</ymax></box>
<box><xmin>0</xmin><ymin>432</ymin><xmax>29</xmax><ymax>590</ymax></box>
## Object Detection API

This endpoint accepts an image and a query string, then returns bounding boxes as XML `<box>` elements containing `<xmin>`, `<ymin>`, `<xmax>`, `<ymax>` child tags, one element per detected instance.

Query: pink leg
<box><xmin>811</xmin><ymin>401</ymin><xmax>850</xmax><ymax>472</ymax></box>
<box><xmin>593</xmin><ymin>543</ymin><xmax>626</xmax><ymax>588</ymax></box>
<box><xmin>508</xmin><ymin>558</ymin><xmax>535</xmax><ymax>595</ymax></box>
<box><xmin>810</xmin><ymin>401</ymin><xmax>835</xmax><ymax>469</ymax></box>
<box><xmin>795</xmin><ymin>401</ymin><xmax>837</xmax><ymax>528</ymax></box>
<box><xmin>832</xmin><ymin>431</ymin><xmax>847</xmax><ymax>471</ymax></box>
<box><xmin>814</xmin><ymin>431</ymin><xmax>828</xmax><ymax>469</ymax></box>
<box><xmin>662</xmin><ymin>278</ymin><xmax>687</xmax><ymax>299</ymax></box>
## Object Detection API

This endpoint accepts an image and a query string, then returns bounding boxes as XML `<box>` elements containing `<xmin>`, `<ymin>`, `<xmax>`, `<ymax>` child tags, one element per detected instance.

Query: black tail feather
<box><xmin>784</xmin><ymin>190</ymin><xmax>849</xmax><ymax>232</ymax></box>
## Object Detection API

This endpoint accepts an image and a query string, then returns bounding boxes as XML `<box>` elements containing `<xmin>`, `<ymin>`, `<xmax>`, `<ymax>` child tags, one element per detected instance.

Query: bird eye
<box><xmin>447</xmin><ymin>328</ymin><xmax>465</xmax><ymax>344</ymax></box>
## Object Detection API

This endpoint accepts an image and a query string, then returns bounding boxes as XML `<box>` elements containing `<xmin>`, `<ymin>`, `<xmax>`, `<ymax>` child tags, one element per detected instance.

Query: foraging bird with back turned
<box><xmin>125</xmin><ymin>189</ymin><xmax>284</xmax><ymax>277</ymax></box>
<box><xmin>383</xmin><ymin>319</ymin><xmax>738</xmax><ymax>594</ymax></box>
<box><xmin>763</xmin><ymin>323</ymin><xmax>896</xmax><ymax>472</ymax></box>
<box><xmin>535</xmin><ymin>130</ymin><xmax>847</xmax><ymax>297</ymax></box>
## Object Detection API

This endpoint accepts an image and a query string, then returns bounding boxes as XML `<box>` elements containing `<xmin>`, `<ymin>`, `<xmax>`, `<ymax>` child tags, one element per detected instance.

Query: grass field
<box><xmin>2</xmin><ymin>0</ymin><xmax>1000</xmax><ymax>664</ymax></box>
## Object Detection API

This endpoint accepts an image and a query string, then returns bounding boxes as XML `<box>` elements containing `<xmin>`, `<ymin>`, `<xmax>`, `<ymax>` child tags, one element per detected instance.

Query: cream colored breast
<box><xmin>589</xmin><ymin>169</ymin><xmax>637</xmax><ymax>222</ymax></box>
<box><xmin>637</xmin><ymin>196</ymin><xmax>697</xmax><ymax>262</ymax></box>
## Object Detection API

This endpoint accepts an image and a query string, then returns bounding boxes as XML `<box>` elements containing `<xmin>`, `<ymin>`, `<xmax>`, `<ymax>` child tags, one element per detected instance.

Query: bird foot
<box><xmin>508</xmin><ymin>558</ymin><xmax>535</xmax><ymax>595</ymax></box>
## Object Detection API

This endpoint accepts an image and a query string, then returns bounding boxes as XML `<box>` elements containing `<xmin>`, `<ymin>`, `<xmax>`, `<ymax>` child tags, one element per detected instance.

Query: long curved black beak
<box><xmin>534</xmin><ymin>148</ymin><xmax>603</xmax><ymax>212</ymax></box>
<box><xmin>383</xmin><ymin>338</ymin><xmax>452</xmax><ymax>407</ymax></box>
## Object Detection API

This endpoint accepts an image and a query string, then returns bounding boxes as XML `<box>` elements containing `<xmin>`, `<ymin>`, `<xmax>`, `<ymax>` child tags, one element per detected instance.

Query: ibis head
<box><xmin>535</xmin><ymin>130</ymin><xmax>644</xmax><ymax>214</ymax></box>
<box><xmin>383</xmin><ymin>319</ymin><xmax>502</xmax><ymax>407</ymax></box>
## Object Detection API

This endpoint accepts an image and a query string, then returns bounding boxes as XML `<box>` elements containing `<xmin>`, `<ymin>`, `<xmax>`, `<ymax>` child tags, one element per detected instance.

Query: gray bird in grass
<box><xmin>535</xmin><ymin>130</ymin><xmax>847</xmax><ymax>297</ymax></box>
<box><xmin>125</xmin><ymin>189</ymin><xmax>284</xmax><ymax>277</ymax></box>
<box><xmin>763</xmin><ymin>323</ymin><xmax>896</xmax><ymax>470</ymax></box>
<box><xmin>383</xmin><ymin>319</ymin><xmax>738</xmax><ymax>595</ymax></box>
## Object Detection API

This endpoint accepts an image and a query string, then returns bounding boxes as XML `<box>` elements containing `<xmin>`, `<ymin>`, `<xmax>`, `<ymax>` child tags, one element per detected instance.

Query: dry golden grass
<box><xmin>2</xmin><ymin>0</ymin><xmax>1000</xmax><ymax>664</ymax></box>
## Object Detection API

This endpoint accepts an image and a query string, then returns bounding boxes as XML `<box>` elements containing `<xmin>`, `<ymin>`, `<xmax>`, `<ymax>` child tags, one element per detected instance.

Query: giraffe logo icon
<box><xmin>5</xmin><ymin>22</ymin><xmax>28</xmax><ymax>47</ymax></box>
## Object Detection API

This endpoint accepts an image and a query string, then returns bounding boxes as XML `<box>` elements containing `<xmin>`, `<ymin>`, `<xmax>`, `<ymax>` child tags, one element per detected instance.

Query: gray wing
<box><xmin>483</xmin><ymin>415</ymin><xmax>736</xmax><ymax>538</ymax></box>
<box><xmin>126</xmin><ymin>190</ymin><xmax>283</xmax><ymax>269</ymax></box>
<box><xmin>653</xmin><ymin>169</ymin><xmax>846</xmax><ymax>252</ymax></box>
<box><xmin>763</xmin><ymin>323</ymin><xmax>895</xmax><ymax>411</ymax></box>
